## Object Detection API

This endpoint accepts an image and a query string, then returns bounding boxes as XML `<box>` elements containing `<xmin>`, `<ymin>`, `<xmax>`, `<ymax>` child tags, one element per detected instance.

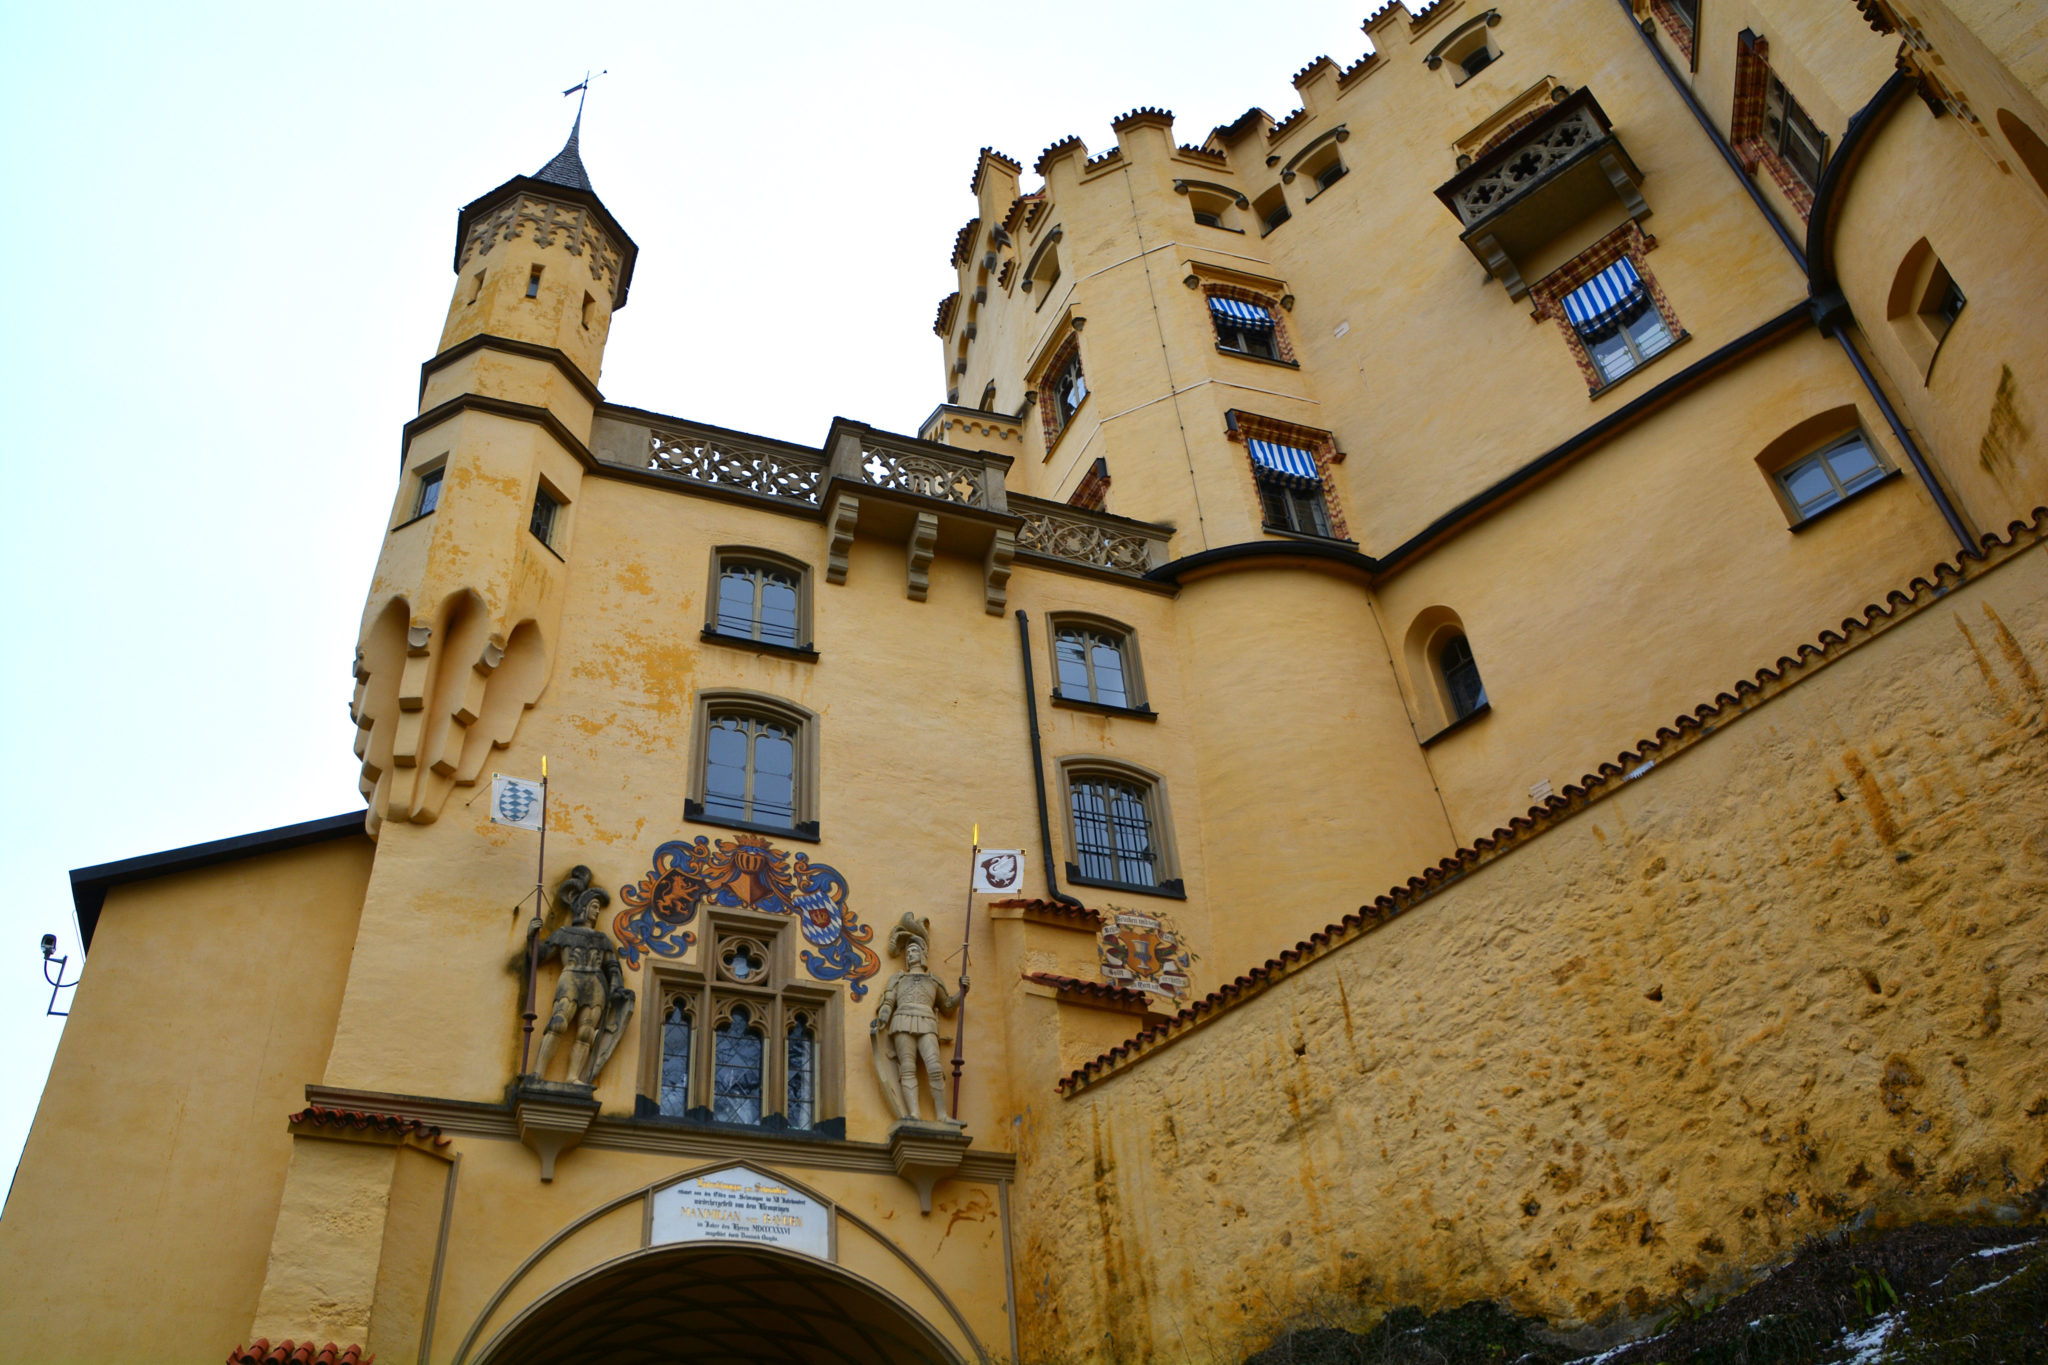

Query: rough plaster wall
<box><xmin>1014</xmin><ymin>545</ymin><xmax>2048</xmax><ymax>1363</ymax></box>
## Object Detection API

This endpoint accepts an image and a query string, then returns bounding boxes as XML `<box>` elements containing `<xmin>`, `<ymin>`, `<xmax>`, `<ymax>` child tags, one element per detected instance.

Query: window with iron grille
<box><xmin>530</xmin><ymin>487</ymin><xmax>562</xmax><ymax>548</ymax></box>
<box><xmin>1062</xmin><ymin>763</ymin><xmax>1183</xmax><ymax>897</ymax></box>
<box><xmin>645</xmin><ymin>916</ymin><xmax>834</xmax><ymax>1132</ymax></box>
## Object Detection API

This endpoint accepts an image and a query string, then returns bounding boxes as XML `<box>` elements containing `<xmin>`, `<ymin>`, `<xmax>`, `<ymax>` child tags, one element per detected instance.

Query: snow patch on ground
<box><xmin>1835</xmin><ymin>1312</ymin><xmax>1900</xmax><ymax>1364</ymax></box>
<box><xmin>1972</xmin><ymin>1238</ymin><xmax>2041</xmax><ymax>1259</ymax></box>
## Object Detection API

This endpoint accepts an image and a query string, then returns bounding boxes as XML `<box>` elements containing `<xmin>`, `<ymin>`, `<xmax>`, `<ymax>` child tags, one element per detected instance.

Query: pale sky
<box><xmin>0</xmin><ymin>0</ymin><xmax>1418</xmax><ymax>1195</ymax></box>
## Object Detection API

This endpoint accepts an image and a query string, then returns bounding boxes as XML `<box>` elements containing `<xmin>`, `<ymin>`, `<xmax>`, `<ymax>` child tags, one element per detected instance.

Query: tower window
<box><xmin>1775</xmin><ymin>433</ymin><xmax>1889</xmax><ymax>521</ymax></box>
<box><xmin>1557</xmin><ymin>255</ymin><xmax>1679</xmax><ymax>388</ymax></box>
<box><xmin>1257</xmin><ymin>476</ymin><xmax>1333</xmax><ymax>537</ymax></box>
<box><xmin>1459</xmin><ymin>46</ymin><xmax>1496</xmax><ymax>80</ymax></box>
<box><xmin>979</xmin><ymin>381</ymin><xmax>999</xmax><ymax>411</ymax></box>
<box><xmin>1253</xmin><ymin>186</ymin><xmax>1291</xmax><ymax>235</ymax></box>
<box><xmin>1763</xmin><ymin>74</ymin><xmax>1826</xmax><ymax>192</ymax></box>
<box><xmin>1209</xmin><ymin>296</ymin><xmax>1282</xmax><ymax>361</ymax></box>
<box><xmin>1437</xmin><ymin>634</ymin><xmax>1488</xmax><ymax>721</ymax></box>
<box><xmin>526</xmin><ymin>266</ymin><xmax>543</xmax><ymax>299</ymax></box>
<box><xmin>412</xmin><ymin>467</ymin><xmax>444</xmax><ymax>519</ymax></box>
<box><xmin>1050</xmin><ymin>617</ymin><xmax>1145</xmax><ymax>712</ymax></box>
<box><xmin>581</xmin><ymin>292</ymin><xmax>596</xmax><ymax>329</ymax></box>
<box><xmin>468</xmin><ymin>271</ymin><xmax>485</xmax><ymax>305</ymax></box>
<box><xmin>530</xmin><ymin>487</ymin><xmax>561</xmax><ymax>547</ymax></box>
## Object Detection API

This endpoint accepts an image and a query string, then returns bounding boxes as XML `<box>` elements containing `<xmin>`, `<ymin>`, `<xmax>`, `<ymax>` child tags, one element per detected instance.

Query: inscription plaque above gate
<box><xmin>649</xmin><ymin>1166</ymin><xmax>834</xmax><ymax>1261</ymax></box>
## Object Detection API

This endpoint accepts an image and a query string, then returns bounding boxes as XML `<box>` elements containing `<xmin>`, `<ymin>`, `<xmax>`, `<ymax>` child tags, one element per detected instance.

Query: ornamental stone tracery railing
<box><xmin>645</xmin><ymin>429</ymin><xmax>826</xmax><ymax>505</ymax></box>
<box><xmin>858</xmin><ymin>446</ymin><xmax>987</xmax><ymax>508</ymax></box>
<box><xmin>1009</xmin><ymin>497</ymin><xmax>1173</xmax><ymax>577</ymax></box>
<box><xmin>1445</xmin><ymin>106</ymin><xmax>1605</xmax><ymax>226</ymax></box>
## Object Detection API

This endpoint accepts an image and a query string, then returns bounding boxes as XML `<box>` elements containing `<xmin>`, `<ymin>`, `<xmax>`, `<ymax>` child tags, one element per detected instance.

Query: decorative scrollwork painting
<box><xmin>614</xmin><ymin>835</ymin><xmax>879</xmax><ymax>997</ymax></box>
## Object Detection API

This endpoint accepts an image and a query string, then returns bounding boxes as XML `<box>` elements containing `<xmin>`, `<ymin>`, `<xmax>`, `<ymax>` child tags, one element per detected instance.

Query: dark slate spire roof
<box><xmin>533</xmin><ymin>111</ymin><xmax>594</xmax><ymax>192</ymax></box>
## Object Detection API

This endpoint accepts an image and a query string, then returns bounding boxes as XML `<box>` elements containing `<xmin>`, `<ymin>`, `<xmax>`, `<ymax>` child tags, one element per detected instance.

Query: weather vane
<box><xmin>562</xmin><ymin>69</ymin><xmax>608</xmax><ymax>119</ymax></box>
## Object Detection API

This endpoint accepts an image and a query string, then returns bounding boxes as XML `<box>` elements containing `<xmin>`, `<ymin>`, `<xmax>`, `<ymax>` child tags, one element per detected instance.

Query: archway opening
<box><xmin>476</xmin><ymin>1243</ymin><xmax>966</xmax><ymax>1365</ymax></box>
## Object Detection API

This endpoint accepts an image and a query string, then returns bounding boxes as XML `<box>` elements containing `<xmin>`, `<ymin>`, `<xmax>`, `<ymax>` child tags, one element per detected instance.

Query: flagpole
<box><xmin>950</xmin><ymin>826</ymin><xmax>977</xmax><ymax>1118</ymax></box>
<box><xmin>519</xmin><ymin>757</ymin><xmax>549</xmax><ymax>1078</ymax></box>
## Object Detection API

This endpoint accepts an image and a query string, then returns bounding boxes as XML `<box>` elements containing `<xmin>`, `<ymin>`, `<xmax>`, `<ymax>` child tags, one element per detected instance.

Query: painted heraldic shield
<box><xmin>491</xmin><ymin>774</ymin><xmax>544</xmax><ymax>831</ymax></box>
<box><xmin>971</xmin><ymin>850</ymin><xmax>1025</xmax><ymax>893</ymax></box>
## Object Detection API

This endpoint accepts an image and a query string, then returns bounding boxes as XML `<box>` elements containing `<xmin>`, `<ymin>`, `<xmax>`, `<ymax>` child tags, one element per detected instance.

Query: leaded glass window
<box><xmin>787</xmin><ymin>1014</ymin><xmax>816</xmax><ymax>1131</ymax></box>
<box><xmin>713</xmin><ymin>1005</ymin><xmax>764</xmax><ymax>1125</ymax></box>
<box><xmin>659</xmin><ymin>1000</ymin><xmax>692</xmax><ymax>1117</ymax></box>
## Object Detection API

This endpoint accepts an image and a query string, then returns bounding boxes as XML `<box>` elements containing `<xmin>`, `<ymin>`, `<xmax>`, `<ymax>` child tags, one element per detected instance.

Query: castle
<box><xmin>3</xmin><ymin>0</ymin><xmax>2045</xmax><ymax>1360</ymax></box>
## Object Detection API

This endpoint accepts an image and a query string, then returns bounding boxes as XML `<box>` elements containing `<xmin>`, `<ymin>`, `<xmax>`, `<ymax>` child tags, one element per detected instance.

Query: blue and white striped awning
<box><xmin>1209</xmin><ymin>297</ymin><xmax>1276</xmax><ymax>329</ymax></box>
<box><xmin>1561</xmin><ymin>258</ymin><xmax>1645</xmax><ymax>333</ymax></box>
<box><xmin>1248</xmin><ymin>439</ymin><xmax>1320</xmax><ymax>482</ymax></box>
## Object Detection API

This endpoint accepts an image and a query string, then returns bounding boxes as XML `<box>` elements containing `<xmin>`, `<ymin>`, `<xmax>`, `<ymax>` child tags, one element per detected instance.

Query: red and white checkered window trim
<box><xmin>1527</xmin><ymin>222</ymin><xmax>1683</xmax><ymax>394</ymax></box>
<box><xmin>1225</xmin><ymin>413</ymin><xmax>1349</xmax><ymax>541</ymax></box>
<box><xmin>1035</xmin><ymin>333</ymin><xmax>1084</xmax><ymax>449</ymax></box>
<box><xmin>1731</xmin><ymin>31</ymin><xmax>1816</xmax><ymax>220</ymax></box>
<box><xmin>1202</xmin><ymin>284</ymin><xmax>1298</xmax><ymax>364</ymax></box>
<box><xmin>1648</xmin><ymin>0</ymin><xmax>1697</xmax><ymax>66</ymax></box>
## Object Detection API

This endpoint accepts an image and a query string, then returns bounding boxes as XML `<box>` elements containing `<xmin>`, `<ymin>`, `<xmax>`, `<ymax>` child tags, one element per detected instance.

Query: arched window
<box><xmin>712</xmin><ymin>1003</ymin><xmax>765</xmax><ymax>1125</ymax></box>
<box><xmin>786</xmin><ymin>1011</ymin><xmax>818</xmax><ymax>1131</ymax></box>
<box><xmin>979</xmin><ymin>381</ymin><xmax>999</xmax><ymax>411</ymax></box>
<box><xmin>1049</xmin><ymin>615</ymin><xmax>1146</xmax><ymax>711</ymax></box>
<box><xmin>1438</xmin><ymin>633</ymin><xmax>1488</xmax><ymax>721</ymax></box>
<box><xmin>659</xmin><ymin>999</ymin><xmax>693</xmax><ymax>1117</ymax></box>
<box><xmin>687</xmin><ymin>693</ymin><xmax>819</xmax><ymax>839</ymax></box>
<box><xmin>710</xmin><ymin>551</ymin><xmax>806</xmax><ymax>649</ymax></box>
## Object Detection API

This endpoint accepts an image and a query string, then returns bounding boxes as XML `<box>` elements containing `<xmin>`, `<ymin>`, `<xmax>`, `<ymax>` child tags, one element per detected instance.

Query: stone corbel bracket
<box><xmin>888</xmin><ymin>1118</ymin><xmax>973</xmax><ymax>1215</ymax></box>
<box><xmin>513</xmin><ymin>1083</ymin><xmax>599</xmax><ymax>1181</ymax></box>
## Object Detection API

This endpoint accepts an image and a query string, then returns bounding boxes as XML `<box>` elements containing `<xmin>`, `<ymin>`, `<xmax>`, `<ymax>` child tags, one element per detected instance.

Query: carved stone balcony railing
<box><xmin>1433</xmin><ymin>89</ymin><xmax>1647</xmax><ymax>299</ymax></box>
<box><xmin>590</xmin><ymin>412</ymin><xmax>828</xmax><ymax>508</ymax></box>
<box><xmin>1009</xmin><ymin>496</ymin><xmax>1173</xmax><ymax>577</ymax></box>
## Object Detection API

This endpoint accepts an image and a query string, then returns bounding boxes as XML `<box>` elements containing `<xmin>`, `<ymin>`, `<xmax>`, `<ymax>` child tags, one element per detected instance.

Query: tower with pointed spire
<box><xmin>352</xmin><ymin>117</ymin><xmax>639</xmax><ymax>833</ymax></box>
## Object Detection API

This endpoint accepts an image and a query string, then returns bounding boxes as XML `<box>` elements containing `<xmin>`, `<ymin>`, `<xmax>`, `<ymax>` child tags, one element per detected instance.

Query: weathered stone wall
<box><xmin>1013</xmin><ymin>532</ymin><xmax>2048</xmax><ymax>1363</ymax></box>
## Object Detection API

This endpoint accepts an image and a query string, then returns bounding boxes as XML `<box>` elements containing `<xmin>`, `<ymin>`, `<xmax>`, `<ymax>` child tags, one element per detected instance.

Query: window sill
<box><xmin>701</xmin><ymin>628</ymin><xmax>819</xmax><ymax>662</ymax></box>
<box><xmin>1587</xmin><ymin>330</ymin><xmax>1691</xmax><ymax>399</ymax></box>
<box><xmin>531</xmin><ymin>532</ymin><xmax>566</xmax><ymax>562</ymax></box>
<box><xmin>1420</xmin><ymin>699</ymin><xmax>1492</xmax><ymax>747</ymax></box>
<box><xmin>1786</xmin><ymin>467</ymin><xmax>1902</xmax><ymax>532</ymax></box>
<box><xmin>630</xmin><ymin>1097</ymin><xmax>847</xmax><ymax>1141</ymax></box>
<box><xmin>390</xmin><ymin>509</ymin><xmax>438</xmax><ymax>533</ymax></box>
<box><xmin>1261</xmin><ymin>525</ymin><xmax>1357</xmax><ymax>547</ymax></box>
<box><xmin>1303</xmin><ymin>172</ymin><xmax>1347</xmax><ymax>204</ymax></box>
<box><xmin>683</xmin><ymin>799</ymin><xmax>820</xmax><ymax>843</ymax></box>
<box><xmin>1044</xmin><ymin>392</ymin><xmax>1091</xmax><ymax>460</ymax></box>
<box><xmin>1215</xmin><ymin>345</ymin><xmax>1299</xmax><ymax>369</ymax></box>
<box><xmin>1067</xmin><ymin>866</ymin><xmax>1186</xmax><ymax>899</ymax></box>
<box><xmin>1050</xmin><ymin>692</ymin><xmax>1158</xmax><ymax>721</ymax></box>
<box><xmin>1197</xmin><ymin>221</ymin><xmax>1247</xmax><ymax>234</ymax></box>
<box><xmin>1259</xmin><ymin>217</ymin><xmax>1292</xmax><ymax>238</ymax></box>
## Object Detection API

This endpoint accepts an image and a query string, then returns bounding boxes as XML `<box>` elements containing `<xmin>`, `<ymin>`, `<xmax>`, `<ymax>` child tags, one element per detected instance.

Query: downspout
<box><xmin>1619</xmin><ymin>3</ymin><xmax>1975</xmax><ymax>552</ymax></box>
<box><xmin>1016</xmin><ymin>610</ymin><xmax>1085</xmax><ymax>908</ymax></box>
<box><xmin>1806</xmin><ymin>71</ymin><xmax>1977</xmax><ymax>552</ymax></box>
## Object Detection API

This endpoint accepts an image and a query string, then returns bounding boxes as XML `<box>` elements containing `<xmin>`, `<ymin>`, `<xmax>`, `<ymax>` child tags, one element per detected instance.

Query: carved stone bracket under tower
<box><xmin>888</xmin><ymin>1119</ymin><xmax>974</xmax><ymax>1215</ymax></box>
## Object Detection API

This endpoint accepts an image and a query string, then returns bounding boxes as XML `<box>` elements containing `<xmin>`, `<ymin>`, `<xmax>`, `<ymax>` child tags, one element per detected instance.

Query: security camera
<box><xmin>40</xmin><ymin>934</ymin><xmax>56</xmax><ymax>958</ymax></box>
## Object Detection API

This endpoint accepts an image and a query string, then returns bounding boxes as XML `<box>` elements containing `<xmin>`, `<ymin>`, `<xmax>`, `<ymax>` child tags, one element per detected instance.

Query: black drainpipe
<box><xmin>1016</xmin><ymin>610</ymin><xmax>1085</xmax><ymax>908</ymax></box>
<box><xmin>1619</xmin><ymin>2</ymin><xmax>1975</xmax><ymax>553</ymax></box>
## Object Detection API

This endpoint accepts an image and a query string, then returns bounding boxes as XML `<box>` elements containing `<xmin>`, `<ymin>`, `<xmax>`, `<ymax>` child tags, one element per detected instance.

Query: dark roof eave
<box><xmin>69</xmin><ymin>811</ymin><xmax>369</xmax><ymax>952</ymax></box>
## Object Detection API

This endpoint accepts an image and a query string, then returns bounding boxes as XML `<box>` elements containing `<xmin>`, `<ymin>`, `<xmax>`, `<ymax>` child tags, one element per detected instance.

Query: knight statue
<box><xmin>870</xmin><ymin>913</ymin><xmax>966</xmax><ymax>1125</ymax></box>
<box><xmin>528</xmin><ymin>865</ymin><xmax>635</xmax><ymax>1088</ymax></box>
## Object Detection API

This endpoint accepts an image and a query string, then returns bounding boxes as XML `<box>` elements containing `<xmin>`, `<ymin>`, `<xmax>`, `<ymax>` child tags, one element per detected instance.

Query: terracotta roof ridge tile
<box><xmin>1054</xmin><ymin>505</ymin><xmax>2048</xmax><ymax>1095</ymax></box>
<box><xmin>227</xmin><ymin>1340</ymin><xmax>372</xmax><ymax>1365</ymax></box>
<box><xmin>289</xmin><ymin>1104</ymin><xmax>449</xmax><ymax>1147</ymax></box>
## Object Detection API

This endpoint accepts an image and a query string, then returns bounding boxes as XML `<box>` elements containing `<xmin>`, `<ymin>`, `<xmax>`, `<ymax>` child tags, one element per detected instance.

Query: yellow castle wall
<box><xmin>0</xmin><ymin>837</ymin><xmax>373</xmax><ymax>1364</ymax></box>
<box><xmin>1012</xmin><ymin>529</ymin><xmax>2048</xmax><ymax>1362</ymax></box>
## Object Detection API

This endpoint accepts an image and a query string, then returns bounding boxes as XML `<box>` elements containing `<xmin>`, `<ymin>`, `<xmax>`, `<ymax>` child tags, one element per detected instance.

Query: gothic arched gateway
<box><xmin>474</xmin><ymin>1243</ymin><xmax>968</xmax><ymax>1365</ymax></box>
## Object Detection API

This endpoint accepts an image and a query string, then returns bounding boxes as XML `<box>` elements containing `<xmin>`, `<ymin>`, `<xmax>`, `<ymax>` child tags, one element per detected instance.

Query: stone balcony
<box><xmin>1433</xmin><ymin>89</ymin><xmax>1648</xmax><ymax>299</ymax></box>
<box><xmin>590</xmin><ymin>410</ymin><xmax>1174</xmax><ymax>612</ymax></box>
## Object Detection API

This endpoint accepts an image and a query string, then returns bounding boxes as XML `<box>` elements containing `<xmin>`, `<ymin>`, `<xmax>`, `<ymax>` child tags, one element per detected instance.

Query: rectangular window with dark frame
<box><xmin>1764</xmin><ymin>73</ymin><xmax>1826</xmax><ymax>191</ymax></box>
<box><xmin>1776</xmin><ymin>433</ymin><xmax>1888</xmax><ymax>521</ymax></box>
<box><xmin>412</xmin><ymin>468</ymin><xmax>443</xmax><ymax>519</ymax></box>
<box><xmin>1070</xmin><ymin>775</ymin><xmax>1159</xmax><ymax>888</ymax></box>
<box><xmin>1561</xmin><ymin>257</ymin><xmax>1675</xmax><ymax>386</ymax></box>
<box><xmin>715</xmin><ymin>558</ymin><xmax>802</xmax><ymax>647</ymax></box>
<box><xmin>529</xmin><ymin>487</ymin><xmax>561</xmax><ymax>547</ymax></box>
<box><xmin>1246</xmin><ymin>439</ymin><xmax>1333</xmax><ymax>537</ymax></box>
<box><xmin>1209</xmin><ymin>297</ymin><xmax>1280</xmax><ymax>360</ymax></box>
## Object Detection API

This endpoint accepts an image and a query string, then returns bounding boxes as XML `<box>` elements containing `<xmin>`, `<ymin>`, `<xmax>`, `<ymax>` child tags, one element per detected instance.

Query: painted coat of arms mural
<box><xmin>1098</xmin><ymin>908</ymin><xmax>1194</xmax><ymax>1001</ymax></box>
<box><xmin>614</xmin><ymin>835</ymin><xmax>880</xmax><ymax>997</ymax></box>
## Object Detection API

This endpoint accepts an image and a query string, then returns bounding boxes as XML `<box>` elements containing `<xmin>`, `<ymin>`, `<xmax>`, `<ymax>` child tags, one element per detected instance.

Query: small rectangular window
<box><xmin>1314</xmin><ymin>160</ymin><xmax>1346</xmax><ymax>192</ymax></box>
<box><xmin>468</xmin><ymin>271</ymin><xmax>485</xmax><ymax>304</ymax></box>
<box><xmin>1777</xmin><ymin>435</ymin><xmax>1887</xmax><ymax>520</ymax></box>
<box><xmin>1209</xmin><ymin>297</ymin><xmax>1281</xmax><ymax>361</ymax></box>
<box><xmin>530</xmin><ymin>487</ymin><xmax>560</xmax><ymax>546</ymax></box>
<box><xmin>1764</xmin><ymin>74</ymin><xmax>1826</xmax><ymax>191</ymax></box>
<box><xmin>1052</xmin><ymin>622</ymin><xmax>1141</xmax><ymax>710</ymax></box>
<box><xmin>1561</xmin><ymin>257</ymin><xmax>1677</xmax><ymax>386</ymax></box>
<box><xmin>526</xmin><ymin>266</ymin><xmax>543</xmax><ymax>299</ymax></box>
<box><xmin>412</xmin><ymin>467</ymin><xmax>444</xmax><ymax>519</ymax></box>
<box><xmin>581</xmin><ymin>292</ymin><xmax>596</xmax><ymax>329</ymax></box>
<box><xmin>1257</xmin><ymin>476</ymin><xmax>1332</xmax><ymax>537</ymax></box>
<box><xmin>1193</xmin><ymin>210</ymin><xmax>1223</xmax><ymax>228</ymax></box>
